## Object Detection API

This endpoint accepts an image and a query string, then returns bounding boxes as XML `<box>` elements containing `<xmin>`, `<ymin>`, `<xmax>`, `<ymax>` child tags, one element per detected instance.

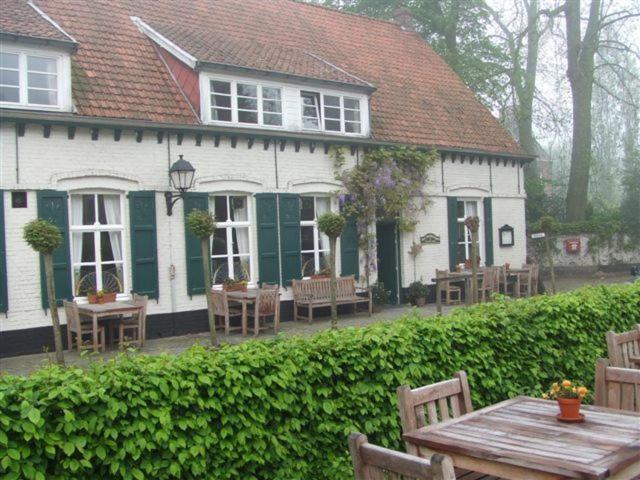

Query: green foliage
<box><xmin>406</xmin><ymin>281</ymin><xmax>428</xmax><ymax>305</ymax></box>
<box><xmin>370</xmin><ymin>282</ymin><xmax>390</xmax><ymax>306</ymax></box>
<box><xmin>621</xmin><ymin>155</ymin><xmax>640</xmax><ymax>235</ymax></box>
<box><xmin>317</xmin><ymin>213</ymin><xmax>346</xmax><ymax>239</ymax></box>
<box><xmin>186</xmin><ymin>209</ymin><xmax>216</xmax><ymax>239</ymax></box>
<box><xmin>23</xmin><ymin>219</ymin><xmax>62</xmax><ymax>254</ymax></box>
<box><xmin>1</xmin><ymin>284</ymin><xmax>638</xmax><ymax>479</ymax></box>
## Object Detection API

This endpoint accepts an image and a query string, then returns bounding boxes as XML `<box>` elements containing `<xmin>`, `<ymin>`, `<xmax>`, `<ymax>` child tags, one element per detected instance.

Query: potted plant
<box><xmin>222</xmin><ymin>277</ymin><xmax>248</xmax><ymax>292</ymax></box>
<box><xmin>87</xmin><ymin>287</ymin><xmax>98</xmax><ymax>304</ymax></box>
<box><xmin>370</xmin><ymin>282</ymin><xmax>389</xmax><ymax>312</ymax></box>
<box><xmin>407</xmin><ymin>280</ymin><xmax>428</xmax><ymax>307</ymax></box>
<box><xmin>544</xmin><ymin>379</ymin><xmax>589</xmax><ymax>421</ymax></box>
<box><xmin>311</xmin><ymin>266</ymin><xmax>332</xmax><ymax>279</ymax></box>
<box><xmin>96</xmin><ymin>288</ymin><xmax>117</xmax><ymax>304</ymax></box>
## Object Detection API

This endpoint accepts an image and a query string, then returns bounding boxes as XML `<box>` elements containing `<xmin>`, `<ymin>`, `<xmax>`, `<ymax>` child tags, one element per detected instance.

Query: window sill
<box><xmin>0</xmin><ymin>102</ymin><xmax>69</xmax><ymax>112</ymax></box>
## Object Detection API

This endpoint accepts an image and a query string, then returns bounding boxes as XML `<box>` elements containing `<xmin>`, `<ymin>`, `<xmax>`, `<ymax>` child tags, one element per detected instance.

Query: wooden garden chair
<box><xmin>606</xmin><ymin>325</ymin><xmax>640</xmax><ymax>369</ymax></box>
<box><xmin>64</xmin><ymin>300</ymin><xmax>105</xmax><ymax>352</ymax></box>
<box><xmin>348</xmin><ymin>432</ymin><xmax>456</xmax><ymax>480</ymax></box>
<box><xmin>595</xmin><ymin>358</ymin><xmax>640</xmax><ymax>412</ymax></box>
<box><xmin>517</xmin><ymin>264</ymin><xmax>535</xmax><ymax>297</ymax></box>
<box><xmin>247</xmin><ymin>284</ymin><xmax>280</xmax><ymax>336</ymax></box>
<box><xmin>397</xmin><ymin>372</ymin><xmax>499</xmax><ymax>479</ymax></box>
<box><xmin>212</xmin><ymin>290</ymin><xmax>242</xmax><ymax>335</ymax></box>
<box><xmin>498</xmin><ymin>265</ymin><xmax>515</xmax><ymax>296</ymax></box>
<box><xmin>477</xmin><ymin>266</ymin><xmax>497</xmax><ymax>302</ymax></box>
<box><xmin>435</xmin><ymin>269</ymin><xmax>461</xmax><ymax>305</ymax></box>
<box><xmin>112</xmin><ymin>294</ymin><xmax>147</xmax><ymax>348</ymax></box>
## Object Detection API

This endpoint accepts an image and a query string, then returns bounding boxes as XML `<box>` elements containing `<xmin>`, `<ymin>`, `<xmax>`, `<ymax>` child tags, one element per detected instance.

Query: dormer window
<box><xmin>0</xmin><ymin>45</ymin><xmax>71</xmax><ymax>111</ymax></box>
<box><xmin>209</xmin><ymin>79</ymin><xmax>283</xmax><ymax>127</ymax></box>
<box><xmin>301</xmin><ymin>91</ymin><xmax>361</xmax><ymax>134</ymax></box>
<box><xmin>1</xmin><ymin>51</ymin><xmax>59</xmax><ymax>107</ymax></box>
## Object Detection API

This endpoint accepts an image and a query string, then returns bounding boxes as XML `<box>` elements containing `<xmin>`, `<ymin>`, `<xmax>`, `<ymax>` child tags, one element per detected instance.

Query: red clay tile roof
<box><xmin>0</xmin><ymin>0</ymin><xmax>71</xmax><ymax>43</ymax></box>
<box><xmin>26</xmin><ymin>0</ymin><xmax>523</xmax><ymax>155</ymax></box>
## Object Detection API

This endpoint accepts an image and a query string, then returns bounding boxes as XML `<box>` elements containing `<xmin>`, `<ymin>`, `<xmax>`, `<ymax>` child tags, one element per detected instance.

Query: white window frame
<box><xmin>0</xmin><ymin>44</ymin><xmax>72</xmax><ymax>111</ymax></box>
<box><xmin>202</xmin><ymin>74</ymin><xmax>285</xmax><ymax>129</ymax></box>
<box><xmin>456</xmin><ymin>199</ymin><xmax>484</xmax><ymax>264</ymax></box>
<box><xmin>209</xmin><ymin>194</ymin><xmax>255</xmax><ymax>286</ymax></box>
<box><xmin>68</xmin><ymin>192</ymin><xmax>129</xmax><ymax>300</ymax></box>
<box><xmin>300</xmin><ymin>196</ymin><xmax>331</xmax><ymax>277</ymax></box>
<box><xmin>300</xmin><ymin>90</ymin><xmax>362</xmax><ymax>135</ymax></box>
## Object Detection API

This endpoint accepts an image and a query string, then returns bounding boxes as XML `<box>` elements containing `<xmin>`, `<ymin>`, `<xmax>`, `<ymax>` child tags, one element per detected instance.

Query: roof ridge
<box><xmin>288</xmin><ymin>0</ymin><xmax>404</xmax><ymax>29</ymax></box>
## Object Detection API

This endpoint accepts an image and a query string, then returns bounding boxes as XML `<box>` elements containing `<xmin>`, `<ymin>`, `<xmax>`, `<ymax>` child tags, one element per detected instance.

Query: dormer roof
<box><xmin>0</xmin><ymin>0</ymin><xmax>75</xmax><ymax>49</ymax></box>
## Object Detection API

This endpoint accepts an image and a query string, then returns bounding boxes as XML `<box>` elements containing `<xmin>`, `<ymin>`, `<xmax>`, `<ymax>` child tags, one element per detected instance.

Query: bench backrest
<box><xmin>292</xmin><ymin>276</ymin><xmax>356</xmax><ymax>301</ymax></box>
<box><xmin>595</xmin><ymin>358</ymin><xmax>640</xmax><ymax>412</ymax></box>
<box><xmin>606</xmin><ymin>325</ymin><xmax>640</xmax><ymax>368</ymax></box>
<box><xmin>348</xmin><ymin>433</ymin><xmax>456</xmax><ymax>480</ymax></box>
<box><xmin>397</xmin><ymin>371</ymin><xmax>473</xmax><ymax>455</ymax></box>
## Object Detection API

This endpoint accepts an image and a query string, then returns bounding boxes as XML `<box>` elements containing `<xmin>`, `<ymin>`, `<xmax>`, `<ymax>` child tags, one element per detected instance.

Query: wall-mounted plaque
<box><xmin>420</xmin><ymin>233</ymin><xmax>441</xmax><ymax>244</ymax></box>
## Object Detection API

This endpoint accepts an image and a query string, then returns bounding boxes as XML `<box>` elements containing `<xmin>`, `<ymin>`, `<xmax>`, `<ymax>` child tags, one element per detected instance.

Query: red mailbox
<box><xmin>565</xmin><ymin>238</ymin><xmax>581</xmax><ymax>254</ymax></box>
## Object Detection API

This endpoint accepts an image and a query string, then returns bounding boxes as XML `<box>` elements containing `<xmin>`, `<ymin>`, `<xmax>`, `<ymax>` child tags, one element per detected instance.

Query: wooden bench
<box><xmin>292</xmin><ymin>275</ymin><xmax>371</xmax><ymax>322</ymax></box>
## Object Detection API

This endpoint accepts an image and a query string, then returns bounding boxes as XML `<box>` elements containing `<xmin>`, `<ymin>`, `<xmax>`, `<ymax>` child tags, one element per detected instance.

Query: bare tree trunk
<box><xmin>565</xmin><ymin>0</ymin><xmax>601</xmax><ymax>221</ymax></box>
<box><xmin>470</xmin><ymin>230</ymin><xmax>479</xmax><ymax>304</ymax></box>
<box><xmin>44</xmin><ymin>253</ymin><xmax>64</xmax><ymax>365</ymax></box>
<box><xmin>329</xmin><ymin>237</ymin><xmax>338</xmax><ymax>329</ymax></box>
<box><xmin>544</xmin><ymin>234</ymin><xmax>557</xmax><ymax>294</ymax></box>
<box><xmin>201</xmin><ymin>239</ymin><xmax>218</xmax><ymax>347</ymax></box>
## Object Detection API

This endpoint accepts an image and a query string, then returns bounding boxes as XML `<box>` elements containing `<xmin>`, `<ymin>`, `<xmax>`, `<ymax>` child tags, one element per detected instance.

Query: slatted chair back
<box><xmin>480</xmin><ymin>266</ymin><xmax>496</xmax><ymax>291</ymax></box>
<box><xmin>519</xmin><ymin>264</ymin><xmax>534</xmax><ymax>296</ymax></box>
<box><xmin>211</xmin><ymin>290</ymin><xmax>231</xmax><ymax>316</ymax></box>
<box><xmin>595</xmin><ymin>358</ymin><xmax>640</xmax><ymax>412</ymax></box>
<box><xmin>435</xmin><ymin>269</ymin><xmax>457</xmax><ymax>298</ymax></box>
<box><xmin>292</xmin><ymin>278</ymin><xmax>330</xmax><ymax>303</ymax></box>
<box><xmin>337</xmin><ymin>275</ymin><xmax>357</xmax><ymax>297</ymax></box>
<box><xmin>606</xmin><ymin>325</ymin><xmax>640</xmax><ymax>368</ymax></box>
<box><xmin>348</xmin><ymin>433</ymin><xmax>456</xmax><ymax>480</ymax></box>
<box><xmin>255</xmin><ymin>286</ymin><xmax>279</xmax><ymax>315</ymax></box>
<box><xmin>132</xmin><ymin>294</ymin><xmax>148</xmax><ymax>321</ymax></box>
<box><xmin>397</xmin><ymin>371</ymin><xmax>473</xmax><ymax>455</ymax></box>
<box><xmin>529</xmin><ymin>263</ymin><xmax>539</xmax><ymax>295</ymax></box>
<box><xmin>63</xmin><ymin>300</ymin><xmax>81</xmax><ymax>332</ymax></box>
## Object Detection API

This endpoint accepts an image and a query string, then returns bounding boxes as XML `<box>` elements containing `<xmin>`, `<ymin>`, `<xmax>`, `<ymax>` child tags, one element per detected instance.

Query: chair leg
<box><xmin>224</xmin><ymin>313</ymin><xmax>230</xmax><ymax>336</ymax></box>
<box><xmin>254</xmin><ymin>311</ymin><xmax>259</xmax><ymax>336</ymax></box>
<box><xmin>76</xmin><ymin>331</ymin><xmax>82</xmax><ymax>352</ymax></box>
<box><xmin>66</xmin><ymin>324</ymin><xmax>72</xmax><ymax>351</ymax></box>
<box><xmin>119</xmin><ymin>323</ymin><xmax>124</xmax><ymax>347</ymax></box>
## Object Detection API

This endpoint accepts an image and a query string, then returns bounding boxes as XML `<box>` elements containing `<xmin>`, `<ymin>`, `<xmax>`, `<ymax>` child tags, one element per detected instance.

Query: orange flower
<box><xmin>578</xmin><ymin>386</ymin><xmax>588</xmax><ymax>397</ymax></box>
<box><xmin>552</xmin><ymin>382</ymin><xmax>560</xmax><ymax>392</ymax></box>
<box><xmin>562</xmin><ymin>380</ymin><xmax>572</xmax><ymax>388</ymax></box>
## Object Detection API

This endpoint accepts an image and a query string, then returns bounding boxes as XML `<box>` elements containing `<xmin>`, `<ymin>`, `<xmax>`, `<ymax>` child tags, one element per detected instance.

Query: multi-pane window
<box><xmin>0</xmin><ymin>52</ymin><xmax>58</xmax><ymax>106</ymax></box>
<box><xmin>300</xmin><ymin>196</ymin><xmax>330</xmax><ymax>277</ymax></box>
<box><xmin>209</xmin><ymin>79</ymin><xmax>283</xmax><ymax>126</ymax></box>
<box><xmin>456</xmin><ymin>200</ymin><xmax>482</xmax><ymax>262</ymax></box>
<box><xmin>301</xmin><ymin>91</ymin><xmax>361</xmax><ymax>134</ymax></box>
<box><xmin>70</xmin><ymin>194</ymin><xmax>126</xmax><ymax>297</ymax></box>
<box><xmin>210</xmin><ymin>195</ymin><xmax>252</xmax><ymax>284</ymax></box>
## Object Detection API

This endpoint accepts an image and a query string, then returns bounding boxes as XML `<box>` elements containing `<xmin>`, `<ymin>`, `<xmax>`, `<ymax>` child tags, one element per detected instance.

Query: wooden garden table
<box><xmin>77</xmin><ymin>301</ymin><xmax>143</xmax><ymax>352</ymax></box>
<box><xmin>225</xmin><ymin>290</ymin><xmax>258</xmax><ymax>336</ymax></box>
<box><xmin>403</xmin><ymin>396</ymin><xmax>640</xmax><ymax>479</ymax></box>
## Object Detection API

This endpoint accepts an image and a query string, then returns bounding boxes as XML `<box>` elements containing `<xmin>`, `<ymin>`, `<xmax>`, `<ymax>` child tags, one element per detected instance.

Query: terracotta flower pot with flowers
<box><xmin>544</xmin><ymin>379</ymin><xmax>589</xmax><ymax>422</ymax></box>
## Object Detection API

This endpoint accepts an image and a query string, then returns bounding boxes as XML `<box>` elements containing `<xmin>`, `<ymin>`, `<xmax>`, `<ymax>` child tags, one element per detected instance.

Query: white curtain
<box><xmin>71</xmin><ymin>195</ymin><xmax>84</xmax><ymax>266</ymax></box>
<box><xmin>103</xmin><ymin>195</ymin><xmax>122</xmax><ymax>263</ymax></box>
<box><xmin>316</xmin><ymin>197</ymin><xmax>330</xmax><ymax>251</ymax></box>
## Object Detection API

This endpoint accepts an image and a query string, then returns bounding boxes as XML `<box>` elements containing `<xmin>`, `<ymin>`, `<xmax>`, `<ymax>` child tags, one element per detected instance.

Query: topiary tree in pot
<box><xmin>186</xmin><ymin>209</ymin><xmax>218</xmax><ymax>346</ymax></box>
<box><xmin>23</xmin><ymin>219</ymin><xmax>65</xmax><ymax>365</ymax></box>
<box><xmin>317</xmin><ymin>212</ymin><xmax>346</xmax><ymax>329</ymax></box>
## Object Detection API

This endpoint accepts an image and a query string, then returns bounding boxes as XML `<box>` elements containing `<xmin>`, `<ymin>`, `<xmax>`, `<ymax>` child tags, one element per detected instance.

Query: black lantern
<box><xmin>498</xmin><ymin>224</ymin><xmax>515</xmax><ymax>247</ymax></box>
<box><xmin>165</xmin><ymin>155</ymin><xmax>196</xmax><ymax>215</ymax></box>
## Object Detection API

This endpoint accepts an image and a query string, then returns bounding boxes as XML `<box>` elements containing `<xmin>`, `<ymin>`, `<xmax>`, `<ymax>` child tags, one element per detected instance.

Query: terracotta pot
<box><xmin>98</xmin><ymin>292</ymin><xmax>117</xmax><ymax>304</ymax></box>
<box><xmin>224</xmin><ymin>283</ymin><xmax>247</xmax><ymax>292</ymax></box>
<box><xmin>557</xmin><ymin>397</ymin><xmax>582</xmax><ymax>419</ymax></box>
<box><xmin>415</xmin><ymin>297</ymin><xmax>427</xmax><ymax>307</ymax></box>
<box><xmin>88</xmin><ymin>294</ymin><xmax>98</xmax><ymax>304</ymax></box>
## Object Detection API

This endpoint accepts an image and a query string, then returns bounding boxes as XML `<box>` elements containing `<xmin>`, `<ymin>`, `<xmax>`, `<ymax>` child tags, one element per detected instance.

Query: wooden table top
<box><xmin>403</xmin><ymin>396</ymin><xmax>640</xmax><ymax>479</ymax></box>
<box><xmin>77</xmin><ymin>301</ymin><xmax>141</xmax><ymax>314</ymax></box>
<box><xmin>225</xmin><ymin>290</ymin><xmax>259</xmax><ymax>301</ymax></box>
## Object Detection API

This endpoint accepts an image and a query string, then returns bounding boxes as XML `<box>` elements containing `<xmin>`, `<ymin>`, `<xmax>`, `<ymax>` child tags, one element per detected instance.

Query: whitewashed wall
<box><xmin>0</xmin><ymin>123</ymin><xmax>526</xmax><ymax>332</ymax></box>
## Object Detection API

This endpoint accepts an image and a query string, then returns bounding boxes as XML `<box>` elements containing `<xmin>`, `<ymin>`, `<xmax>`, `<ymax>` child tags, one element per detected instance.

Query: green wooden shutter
<box><xmin>129</xmin><ymin>191</ymin><xmax>159</xmax><ymax>299</ymax></box>
<box><xmin>37</xmin><ymin>190</ymin><xmax>72</xmax><ymax>308</ymax></box>
<box><xmin>0</xmin><ymin>191</ymin><xmax>7</xmax><ymax>313</ymax></box>
<box><xmin>446</xmin><ymin>196</ymin><xmax>458</xmax><ymax>271</ymax></box>
<box><xmin>483</xmin><ymin>197</ymin><xmax>494</xmax><ymax>266</ymax></box>
<box><xmin>278</xmin><ymin>193</ymin><xmax>301</xmax><ymax>286</ymax></box>
<box><xmin>255</xmin><ymin>193</ymin><xmax>280</xmax><ymax>284</ymax></box>
<box><xmin>340</xmin><ymin>215</ymin><xmax>359</xmax><ymax>278</ymax></box>
<box><xmin>184</xmin><ymin>192</ymin><xmax>209</xmax><ymax>296</ymax></box>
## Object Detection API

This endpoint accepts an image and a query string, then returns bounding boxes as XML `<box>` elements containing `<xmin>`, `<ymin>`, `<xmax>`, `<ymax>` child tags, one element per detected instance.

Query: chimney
<box><xmin>393</xmin><ymin>7</ymin><xmax>414</xmax><ymax>32</ymax></box>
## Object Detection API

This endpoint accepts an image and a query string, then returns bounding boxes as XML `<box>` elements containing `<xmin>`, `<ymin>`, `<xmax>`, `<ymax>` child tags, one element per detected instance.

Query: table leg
<box><xmin>241</xmin><ymin>302</ymin><xmax>248</xmax><ymax>336</ymax></box>
<box><xmin>465</xmin><ymin>278</ymin><xmax>473</xmax><ymax>305</ymax></box>
<box><xmin>515</xmin><ymin>274</ymin><xmax>521</xmax><ymax>297</ymax></box>
<box><xmin>436</xmin><ymin>280</ymin><xmax>442</xmax><ymax>315</ymax></box>
<box><xmin>93</xmin><ymin>313</ymin><xmax>99</xmax><ymax>353</ymax></box>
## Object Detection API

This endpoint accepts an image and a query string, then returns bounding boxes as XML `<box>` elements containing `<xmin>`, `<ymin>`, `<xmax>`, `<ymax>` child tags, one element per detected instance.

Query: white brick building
<box><xmin>0</xmin><ymin>0</ymin><xmax>531</xmax><ymax>356</ymax></box>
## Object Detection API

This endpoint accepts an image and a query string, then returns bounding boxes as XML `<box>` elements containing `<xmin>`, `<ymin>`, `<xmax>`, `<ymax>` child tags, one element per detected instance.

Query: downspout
<box><xmin>14</xmin><ymin>124</ymin><xmax>20</xmax><ymax>184</ymax></box>
<box><xmin>167</xmin><ymin>133</ymin><xmax>177</xmax><ymax>314</ymax></box>
<box><xmin>273</xmin><ymin>139</ymin><xmax>279</xmax><ymax>189</ymax></box>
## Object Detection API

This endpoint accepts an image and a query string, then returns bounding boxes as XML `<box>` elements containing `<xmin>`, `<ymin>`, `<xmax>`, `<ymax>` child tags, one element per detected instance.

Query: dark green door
<box><xmin>376</xmin><ymin>221</ymin><xmax>400</xmax><ymax>304</ymax></box>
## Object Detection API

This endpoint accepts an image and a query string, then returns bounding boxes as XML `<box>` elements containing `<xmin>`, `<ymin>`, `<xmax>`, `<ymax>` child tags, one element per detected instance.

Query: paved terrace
<box><xmin>0</xmin><ymin>272</ymin><xmax>631</xmax><ymax>376</ymax></box>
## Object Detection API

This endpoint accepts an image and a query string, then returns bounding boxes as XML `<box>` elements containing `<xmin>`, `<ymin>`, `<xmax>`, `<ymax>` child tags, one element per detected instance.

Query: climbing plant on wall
<box><xmin>332</xmin><ymin>146</ymin><xmax>438</xmax><ymax>286</ymax></box>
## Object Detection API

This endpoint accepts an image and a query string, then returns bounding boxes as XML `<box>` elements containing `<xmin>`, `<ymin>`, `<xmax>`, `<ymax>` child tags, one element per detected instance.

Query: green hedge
<box><xmin>1</xmin><ymin>283</ymin><xmax>639</xmax><ymax>479</ymax></box>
